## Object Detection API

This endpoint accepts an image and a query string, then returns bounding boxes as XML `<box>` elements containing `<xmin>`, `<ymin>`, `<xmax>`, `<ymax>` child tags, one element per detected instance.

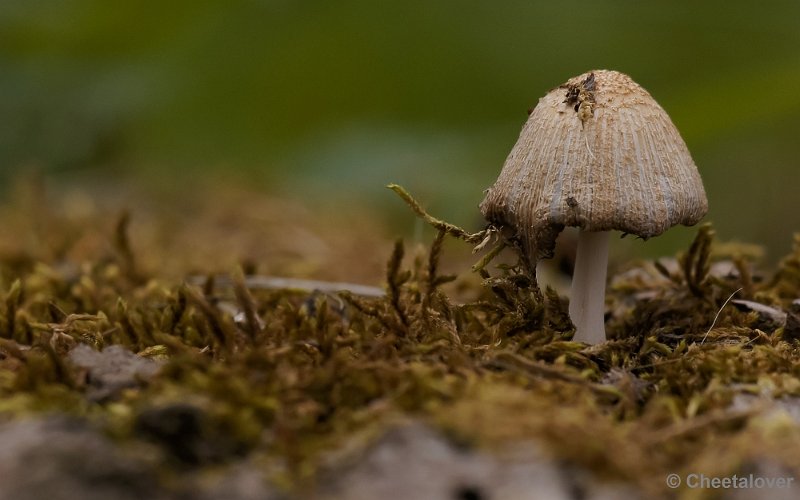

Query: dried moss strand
<box><xmin>471</xmin><ymin>242</ymin><xmax>506</xmax><ymax>273</ymax></box>
<box><xmin>185</xmin><ymin>286</ymin><xmax>234</xmax><ymax>352</ymax></box>
<box><xmin>487</xmin><ymin>351</ymin><xmax>618</xmax><ymax>400</ymax></box>
<box><xmin>113</xmin><ymin>210</ymin><xmax>143</xmax><ymax>284</ymax></box>
<box><xmin>168</xmin><ymin>287</ymin><xmax>188</xmax><ymax>332</ymax></box>
<box><xmin>647</xmin><ymin>407</ymin><xmax>756</xmax><ymax>444</ymax></box>
<box><xmin>682</xmin><ymin>223</ymin><xmax>713</xmax><ymax>297</ymax></box>
<box><xmin>115</xmin><ymin>299</ymin><xmax>141</xmax><ymax>348</ymax></box>
<box><xmin>338</xmin><ymin>291</ymin><xmax>398</xmax><ymax>334</ymax></box>
<box><xmin>40</xmin><ymin>338</ymin><xmax>76</xmax><ymax>389</ymax></box>
<box><xmin>4</xmin><ymin>280</ymin><xmax>22</xmax><ymax>339</ymax></box>
<box><xmin>733</xmin><ymin>256</ymin><xmax>754</xmax><ymax>297</ymax></box>
<box><xmin>387</xmin><ymin>184</ymin><xmax>484</xmax><ymax>244</ymax></box>
<box><xmin>421</xmin><ymin>230</ymin><xmax>446</xmax><ymax>329</ymax></box>
<box><xmin>233</xmin><ymin>269</ymin><xmax>262</xmax><ymax>344</ymax></box>
<box><xmin>386</xmin><ymin>239</ymin><xmax>409</xmax><ymax>327</ymax></box>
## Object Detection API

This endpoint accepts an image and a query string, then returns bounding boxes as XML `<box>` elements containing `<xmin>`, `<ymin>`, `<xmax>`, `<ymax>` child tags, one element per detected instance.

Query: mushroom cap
<box><xmin>480</xmin><ymin>69</ymin><xmax>708</xmax><ymax>261</ymax></box>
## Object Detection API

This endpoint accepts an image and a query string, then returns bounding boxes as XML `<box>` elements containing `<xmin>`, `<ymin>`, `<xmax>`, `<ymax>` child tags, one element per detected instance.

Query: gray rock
<box><xmin>731</xmin><ymin>393</ymin><xmax>800</xmax><ymax>424</ymax></box>
<box><xmin>721</xmin><ymin>460</ymin><xmax>800</xmax><ymax>500</ymax></box>
<box><xmin>730</xmin><ymin>300</ymin><xmax>787</xmax><ymax>329</ymax></box>
<box><xmin>0</xmin><ymin>417</ymin><xmax>165</xmax><ymax>500</ymax></box>
<box><xmin>188</xmin><ymin>461</ymin><xmax>285</xmax><ymax>500</ymax></box>
<box><xmin>68</xmin><ymin>344</ymin><xmax>162</xmax><ymax>401</ymax></box>
<box><xmin>316</xmin><ymin>422</ymin><xmax>628</xmax><ymax>500</ymax></box>
<box><xmin>0</xmin><ymin>416</ymin><xmax>285</xmax><ymax>500</ymax></box>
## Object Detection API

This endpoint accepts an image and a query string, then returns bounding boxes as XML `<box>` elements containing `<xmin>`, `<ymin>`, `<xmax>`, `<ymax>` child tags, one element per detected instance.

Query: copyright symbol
<box><xmin>666</xmin><ymin>473</ymin><xmax>681</xmax><ymax>488</ymax></box>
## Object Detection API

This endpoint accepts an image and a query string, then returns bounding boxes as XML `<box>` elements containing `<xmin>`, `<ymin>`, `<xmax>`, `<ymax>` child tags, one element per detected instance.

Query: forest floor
<box><xmin>0</xmin><ymin>177</ymin><xmax>799</xmax><ymax>500</ymax></box>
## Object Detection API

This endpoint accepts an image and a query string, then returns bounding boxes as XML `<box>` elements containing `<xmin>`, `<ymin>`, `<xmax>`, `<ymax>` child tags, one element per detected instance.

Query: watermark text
<box><xmin>666</xmin><ymin>473</ymin><xmax>795</xmax><ymax>489</ymax></box>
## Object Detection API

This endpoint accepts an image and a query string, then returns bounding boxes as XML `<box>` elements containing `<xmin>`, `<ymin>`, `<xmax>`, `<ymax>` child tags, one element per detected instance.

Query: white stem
<box><xmin>569</xmin><ymin>230</ymin><xmax>609</xmax><ymax>344</ymax></box>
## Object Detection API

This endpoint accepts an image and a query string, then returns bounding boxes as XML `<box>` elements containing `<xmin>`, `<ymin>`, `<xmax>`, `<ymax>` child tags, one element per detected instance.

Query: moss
<box><xmin>0</xmin><ymin>180</ymin><xmax>798</xmax><ymax>498</ymax></box>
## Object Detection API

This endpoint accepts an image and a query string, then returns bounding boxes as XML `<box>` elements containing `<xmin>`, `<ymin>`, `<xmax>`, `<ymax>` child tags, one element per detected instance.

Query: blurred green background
<box><xmin>1</xmin><ymin>1</ymin><xmax>799</xmax><ymax>262</ymax></box>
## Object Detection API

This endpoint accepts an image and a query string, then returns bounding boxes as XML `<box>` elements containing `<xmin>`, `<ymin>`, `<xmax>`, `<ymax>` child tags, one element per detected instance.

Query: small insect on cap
<box><xmin>480</xmin><ymin>69</ymin><xmax>708</xmax><ymax>262</ymax></box>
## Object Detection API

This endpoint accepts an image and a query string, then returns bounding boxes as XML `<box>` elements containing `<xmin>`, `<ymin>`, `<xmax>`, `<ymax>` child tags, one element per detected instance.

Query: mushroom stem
<box><xmin>569</xmin><ymin>230</ymin><xmax>609</xmax><ymax>344</ymax></box>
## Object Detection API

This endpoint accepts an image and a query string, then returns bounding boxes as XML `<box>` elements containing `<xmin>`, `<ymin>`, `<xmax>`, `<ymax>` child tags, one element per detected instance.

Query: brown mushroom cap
<box><xmin>480</xmin><ymin>69</ymin><xmax>708</xmax><ymax>261</ymax></box>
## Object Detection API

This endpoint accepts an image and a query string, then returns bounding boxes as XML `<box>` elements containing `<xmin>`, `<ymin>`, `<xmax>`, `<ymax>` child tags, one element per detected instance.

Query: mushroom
<box><xmin>480</xmin><ymin>70</ymin><xmax>708</xmax><ymax>344</ymax></box>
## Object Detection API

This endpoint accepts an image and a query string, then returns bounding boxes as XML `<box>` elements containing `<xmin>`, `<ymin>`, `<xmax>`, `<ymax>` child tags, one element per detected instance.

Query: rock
<box><xmin>730</xmin><ymin>300</ymin><xmax>787</xmax><ymax>330</ymax></box>
<box><xmin>730</xmin><ymin>393</ymin><xmax>800</xmax><ymax>425</ymax></box>
<box><xmin>721</xmin><ymin>460</ymin><xmax>800</xmax><ymax>500</ymax></box>
<box><xmin>0</xmin><ymin>415</ymin><xmax>283</xmax><ymax>500</ymax></box>
<box><xmin>68</xmin><ymin>344</ymin><xmax>162</xmax><ymax>401</ymax></box>
<box><xmin>316</xmin><ymin>422</ymin><xmax>639</xmax><ymax>500</ymax></box>
<box><xmin>0</xmin><ymin>417</ymin><xmax>164</xmax><ymax>500</ymax></box>
<box><xmin>188</xmin><ymin>461</ymin><xmax>285</xmax><ymax>500</ymax></box>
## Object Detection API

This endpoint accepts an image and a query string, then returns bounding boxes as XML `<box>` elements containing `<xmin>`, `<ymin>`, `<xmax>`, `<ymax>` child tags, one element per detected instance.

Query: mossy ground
<box><xmin>0</xmin><ymin>178</ymin><xmax>799</xmax><ymax>499</ymax></box>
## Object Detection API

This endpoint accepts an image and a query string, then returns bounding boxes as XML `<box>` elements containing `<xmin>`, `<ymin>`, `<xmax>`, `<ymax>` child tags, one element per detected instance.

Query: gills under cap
<box><xmin>480</xmin><ymin>69</ymin><xmax>708</xmax><ymax>262</ymax></box>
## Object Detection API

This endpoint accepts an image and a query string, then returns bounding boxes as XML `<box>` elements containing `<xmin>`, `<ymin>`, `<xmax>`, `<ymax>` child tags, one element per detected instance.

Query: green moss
<box><xmin>0</xmin><ymin>181</ymin><xmax>798</xmax><ymax>497</ymax></box>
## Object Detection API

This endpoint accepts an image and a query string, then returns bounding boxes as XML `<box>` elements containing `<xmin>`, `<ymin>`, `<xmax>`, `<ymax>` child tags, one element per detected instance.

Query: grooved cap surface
<box><xmin>480</xmin><ymin>70</ymin><xmax>708</xmax><ymax>261</ymax></box>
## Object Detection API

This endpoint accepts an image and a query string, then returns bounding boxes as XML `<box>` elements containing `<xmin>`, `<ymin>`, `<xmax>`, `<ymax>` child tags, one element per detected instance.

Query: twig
<box><xmin>187</xmin><ymin>275</ymin><xmax>385</xmax><ymax>298</ymax></box>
